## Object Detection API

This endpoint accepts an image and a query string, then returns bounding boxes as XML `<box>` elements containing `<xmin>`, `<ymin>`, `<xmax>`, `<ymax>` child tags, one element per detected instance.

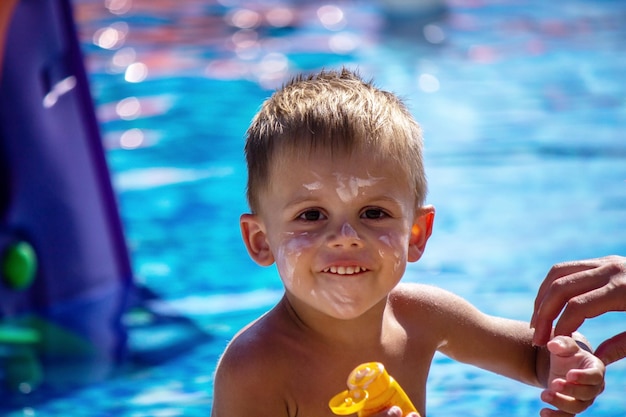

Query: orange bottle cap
<box><xmin>348</xmin><ymin>362</ymin><xmax>389</xmax><ymax>396</ymax></box>
<box><xmin>329</xmin><ymin>388</ymin><xmax>368</xmax><ymax>415</ymax></box>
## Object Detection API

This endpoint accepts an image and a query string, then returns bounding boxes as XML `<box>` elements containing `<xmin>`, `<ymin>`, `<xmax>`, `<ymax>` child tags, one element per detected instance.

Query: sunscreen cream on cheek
<box><xmin>377</xmin><ymin>234</ymin><xmax>406</xmax><ymax>273</ymax></box>
<box><xmin>276</xmin><ymin>232</ymin><xmax>318</xmax><ymax>287</ymax></box>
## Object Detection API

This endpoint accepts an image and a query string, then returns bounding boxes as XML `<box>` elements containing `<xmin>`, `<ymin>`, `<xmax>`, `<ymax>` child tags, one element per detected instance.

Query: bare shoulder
<box><xmin>386</xmin><ymin>283</ymin><xmax>465</xmax><ymax>343</ymax></box>
<box><xmin>389</xmin><ymin>282</ymin><xmax>470</xmax><ymax>311</ymax></box>
<box><xmin>216</xmin><ymin>316</ymin><xmax>275</xmax><ymax>374</ymax></box>
<box><xmin>212</xmin><ymin>306</ymin><xmax>292</xmax><ymax>416</ymax></box>
<box><xmin>388</xmin><ymin>283</ymin><xmax>490</xmax><ymax>343</ymax></box>
<box><xmin>390</xmin><ymin>283</ymin><xmax>537</xmax><ymax>383</ymax></box>
<box><xmin>390</xmin><ymin>282</ymin><xmax>503</xmax><ymax>330</ymax></box>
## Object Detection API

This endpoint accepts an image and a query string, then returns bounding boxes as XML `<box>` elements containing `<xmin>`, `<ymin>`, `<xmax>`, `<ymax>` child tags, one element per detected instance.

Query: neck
<box><xmin>280</xmin><ymin>293</ymin><xmax>392</xmax><ymax>348</ymax></box>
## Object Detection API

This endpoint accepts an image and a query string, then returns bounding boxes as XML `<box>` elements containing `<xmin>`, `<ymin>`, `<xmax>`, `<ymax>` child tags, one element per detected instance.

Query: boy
<box><xmin>211</xmin><ymin>68</ymin><xmax>605</xmax><ymax>417</ymax></box>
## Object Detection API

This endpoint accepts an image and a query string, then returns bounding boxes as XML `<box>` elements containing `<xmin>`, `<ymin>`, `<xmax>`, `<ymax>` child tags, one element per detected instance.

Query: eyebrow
<box><xmin>281</xmin><ymin>194</ymin><xmax>322</xmax><ymax>212</ymax></box>
<box><xmin>282</xmin><ymin>191</ymin><xmax>404</xmax><ymax>212</ymax></box>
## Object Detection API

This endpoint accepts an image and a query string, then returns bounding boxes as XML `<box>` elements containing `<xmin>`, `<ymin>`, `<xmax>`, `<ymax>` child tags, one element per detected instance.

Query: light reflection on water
<box><xmin>19</xmin><ymin>0</ymin><xmax>625</xmax><ymax>415</ymax></box>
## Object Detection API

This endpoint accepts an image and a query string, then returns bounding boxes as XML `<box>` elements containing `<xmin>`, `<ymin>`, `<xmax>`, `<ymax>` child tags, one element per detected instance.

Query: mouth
<box><xmin>322</xmin><ymin>266</ymin><xmax>368</xmax><ymax>275</ymax></box>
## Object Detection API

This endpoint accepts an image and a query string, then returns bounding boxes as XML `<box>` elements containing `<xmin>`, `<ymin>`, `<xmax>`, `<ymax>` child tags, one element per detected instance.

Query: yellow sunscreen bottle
<box><xmin>329</xmin><ymin>362</ymin><xmax>419</xmax><ymax>417</ymax></box>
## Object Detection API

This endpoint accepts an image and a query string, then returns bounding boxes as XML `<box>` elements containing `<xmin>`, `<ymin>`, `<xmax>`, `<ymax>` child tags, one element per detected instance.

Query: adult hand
<box><xmin>531</xmin><ymin>255</ymin><xmax>626</xmax><ymax>365</ymax></box>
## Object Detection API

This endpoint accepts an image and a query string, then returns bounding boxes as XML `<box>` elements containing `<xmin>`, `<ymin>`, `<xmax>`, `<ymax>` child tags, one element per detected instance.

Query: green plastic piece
<box><xmin>0</xmin><ymin>325</ymin><xmax>40</xmax><ymax>345</ymax></box>
<box><xmin>2</xmin><ymin>241</ymin><xmax>37</xmax><ymax>290</ymax></box>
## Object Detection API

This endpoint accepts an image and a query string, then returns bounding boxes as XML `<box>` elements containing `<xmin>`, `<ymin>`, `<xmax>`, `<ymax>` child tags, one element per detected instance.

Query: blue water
<box><xmin>11</xmin><ymin>0</ymin><xmax>626</xmax><ymax>415</ymax></box>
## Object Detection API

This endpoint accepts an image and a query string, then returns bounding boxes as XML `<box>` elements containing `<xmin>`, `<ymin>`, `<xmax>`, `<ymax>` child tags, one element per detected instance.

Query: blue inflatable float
<box><xmin>0</xmin><ymin>0</ymin><xmax>207</xmax><ymax>405</ymax></box>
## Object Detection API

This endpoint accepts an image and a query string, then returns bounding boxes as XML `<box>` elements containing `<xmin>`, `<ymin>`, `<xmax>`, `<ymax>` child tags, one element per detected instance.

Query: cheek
<box><xmin>377</xmin><ymin>232</ymin><xmax>408</xmax><ymax>271</ymax></box>
<box><xmin>275</xmin><ymin>232</ymin><xmax>318</xmax><ymax>285</ymax></box>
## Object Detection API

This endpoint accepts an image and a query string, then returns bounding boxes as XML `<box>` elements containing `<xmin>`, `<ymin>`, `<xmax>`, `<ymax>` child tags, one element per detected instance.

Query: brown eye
<box><xmin>298</xmin><ymin>210</ymin><xmax>324</xmax><ymax>221</ymax></box>
<box><xmin>362</xmin><ymin>208</ymin><xmax>386</xmax><ymax>219</ymax></box>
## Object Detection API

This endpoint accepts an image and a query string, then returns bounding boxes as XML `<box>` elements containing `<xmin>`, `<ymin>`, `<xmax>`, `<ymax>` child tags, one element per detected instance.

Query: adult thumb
<box><xmin>595</xmin><ymin>332</ymin><xmax>626</xmax><ymax>365</ymax></box>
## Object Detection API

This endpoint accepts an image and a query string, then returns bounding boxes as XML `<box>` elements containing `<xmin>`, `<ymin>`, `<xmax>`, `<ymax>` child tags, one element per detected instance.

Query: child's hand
<box><xmin>370</xmin><ymin>406</ymin><xmax>420</xmax><ymax>417</ymax></box>
<box><xmin>540</xmin><ymin>335</ymin><xmax>605</xmax><ymax>416</ymax></box>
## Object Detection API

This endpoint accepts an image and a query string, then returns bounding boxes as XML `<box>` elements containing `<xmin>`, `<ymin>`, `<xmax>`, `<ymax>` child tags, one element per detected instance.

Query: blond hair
<box><xmin>245</xmin><ymin>68</ymin><xmax>427</xmax><ymax>213</ymax></box>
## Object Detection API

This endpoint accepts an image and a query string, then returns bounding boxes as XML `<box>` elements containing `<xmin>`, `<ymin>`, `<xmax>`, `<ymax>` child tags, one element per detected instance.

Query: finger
<box><xmin>565</xmin><ymin>365</ymin><xmax>606</xmax><ymax>386</ymax></box>
<box><xmin>541</xmin><ymin>389</ymin><xmax>594</xmax><ymax>415</ymax></box>
<box><xmin>379</xmin><ymin>406</ymin><xmax>402</xmax><ymax>417</ymax></box>
<box><xmin>550</xmin><ymin>261</ymin><xmax>626</xmax><ymax>340</ymax></box>
<box><xmin>550</xmin><ymin>377</ymin><xmax>604</xmax><ymax>402</ymax></box>
<box><xmin>532</xmin><ymin>258</ymin><xmax>612</xmax><ymax>315</ymax></box>
<box><xmin>545</xmin><ymin>336</ymin><xmax>589</xmax><ymax>380</ymax></box>
<box><xmin>531</xmin><ymin>315</ymin><xmax>553</xmax><ymax>347</ymax></box>
<box><xmin>595</xmin><ymin>331</ymin><xmax>626</xmax><ymax>365</ymax></box>
<box><xmin>534</xmin><ymin>267</ymin><xmax>608</xmax><ymax>325</ymax></box>
<box><xmin>539</xmin><ymin>409</ymin><xmax>574</xmax><ymax>417</ymax></box>
<box><xmin>533</xmin><ymin>262</ymin><xmax>595</xmax><ymax>320</ymax></box>
<box><xmin>389</xmin><ymin>407</ymin><xmax>402</xmax><ymax>417</ymax></box>
<box><xmin>532</xmin><ymin>269</ymin><xmax>608</xmax><ymax>345</ymax></box>
<box><xmin>547</xmin><ymin>335</ymin><xmax>580</xmax><ymax>357</ymax></box>
<box><xmin>553</xmin><ymin>284</ymin><xmax>619</xmax><ymax>337</ymax></box>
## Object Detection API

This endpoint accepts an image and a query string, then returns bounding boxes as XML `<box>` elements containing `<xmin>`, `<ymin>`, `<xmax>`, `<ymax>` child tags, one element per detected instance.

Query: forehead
<box><xmin>267</xmin><ymin>149</ymin><xmax>411</xmax><ymax>196</ymax></box>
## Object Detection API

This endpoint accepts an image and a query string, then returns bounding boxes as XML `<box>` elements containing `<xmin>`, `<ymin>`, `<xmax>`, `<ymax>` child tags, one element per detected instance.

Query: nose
<box><xmin>327</xmin><ymin>222</ymin><xmax>363</xmax><ymax>249</ymax></box>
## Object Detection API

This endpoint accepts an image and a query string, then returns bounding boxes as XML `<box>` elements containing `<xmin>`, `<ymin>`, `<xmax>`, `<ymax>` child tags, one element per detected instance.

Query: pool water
<box><xmin>9</xmin><ymin>0</ymin><xmax>626</xmax><ymax>415</ymax></box>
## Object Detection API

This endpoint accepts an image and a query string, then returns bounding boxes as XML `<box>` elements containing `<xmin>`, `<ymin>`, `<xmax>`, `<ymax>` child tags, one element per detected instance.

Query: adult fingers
<box><xmin>595</xmin><ymin>331</ymin><xmax>626</xmax><ymax>365</ymax></box>
<box><xmin>532</xmin><ymin>257</ymin><xmax>624</xmax><ymax>310</ymax></box>
<box><xmin>533</xmin><ymin>261</ymin><xmax>596</xmax><ymax>319</ymax></box>
<box><xmin>532</xmin><ymin>268</ymin><xmax>606</xmax><ymax>345</ymax></box>
<box><xmin>553</xmin><ymin>283</ymin><xmax>625</xmax><ymax>337</ymax></box>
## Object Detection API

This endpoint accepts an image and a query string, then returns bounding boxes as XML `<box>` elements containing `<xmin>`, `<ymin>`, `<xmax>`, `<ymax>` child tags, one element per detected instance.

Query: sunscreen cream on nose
<box><xmin>340</xmin><ymin>222</ymin><xmax>358</xmax><ymax>238</ymax></box>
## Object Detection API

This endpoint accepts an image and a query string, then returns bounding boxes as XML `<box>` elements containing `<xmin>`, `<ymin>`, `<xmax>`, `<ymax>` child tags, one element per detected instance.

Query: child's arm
<box><xmin>405</xmin><ymin>285</ymin><xmax>605</xmax><ymax>415</ymax></box>
<box><xmin>537</xmin><ymin>334</ymin><xmax>605</xmax><ymax>417</ymax></box>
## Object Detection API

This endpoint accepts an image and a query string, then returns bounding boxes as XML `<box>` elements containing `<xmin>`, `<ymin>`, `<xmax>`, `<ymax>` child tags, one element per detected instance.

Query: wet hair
<box><xmin>244</xmin><ymin>67</ymin><xmax>427</xmax><ymax>213</ymax></box>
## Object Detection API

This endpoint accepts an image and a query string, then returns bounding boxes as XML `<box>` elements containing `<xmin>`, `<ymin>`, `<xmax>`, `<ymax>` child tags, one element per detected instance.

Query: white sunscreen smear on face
<box><xmin>276</xmin><ymin>232</ymin><xmax>303</xmax><ymax>286</ymax></box>
<box><xmin>276</xmin><ymin>231</ymin><xmax>321</xmax><ymax>289</ymax></box>
<box><xmin>340</xmin><ymin>222</ymin><xmax>359</xmax><ymax>239</ymax></box>
<box><xmin>303</xmin><ymin>181</ymin><xmax>323</xmax><ymax>191</ymax></box>
<box><xmin>378</xmin><ymin>234</ymin><xmax>403</xmax><ymax>272</ymax></box>
<box><xmin>334</xmin><ymin>173</ymin><xmax>382</xmax><ymax>202</ymax></box>
<box><xmin>303</xmin><ymin>172</ymin><xmax>323</xmax><ymax>191</ymax></box>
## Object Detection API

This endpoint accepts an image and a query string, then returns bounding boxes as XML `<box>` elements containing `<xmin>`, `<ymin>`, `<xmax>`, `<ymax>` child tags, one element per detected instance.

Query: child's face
<box><xmin>241</xmin><ymin>150</ymin><xmax>433</xmax><ymax>320</ymax></box>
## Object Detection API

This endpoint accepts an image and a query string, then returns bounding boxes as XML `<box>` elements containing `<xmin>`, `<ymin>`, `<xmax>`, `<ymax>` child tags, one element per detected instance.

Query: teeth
<box><xmin>323</xmin><ymin>266</ymin><xmax>366</xmax><ymax>275</ymax></box>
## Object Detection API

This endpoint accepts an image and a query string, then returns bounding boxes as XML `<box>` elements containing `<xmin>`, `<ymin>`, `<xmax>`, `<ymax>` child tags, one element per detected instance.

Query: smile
<box><xmin>322</xmin><ymin>266</ymin><xmax>368</xmax><ymax>275</ymax></box>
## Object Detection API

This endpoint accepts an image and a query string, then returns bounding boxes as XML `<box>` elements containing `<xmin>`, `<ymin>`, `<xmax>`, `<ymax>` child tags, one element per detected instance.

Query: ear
<box><xmin>240</xmin><ymin>213</ymin><xmax>275</xmax><ymax>266</ymax></box>
<box><xmin>408</xmin><ymin>205</ymin><xmax>435</xmax><ymax>262</ymax></box>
